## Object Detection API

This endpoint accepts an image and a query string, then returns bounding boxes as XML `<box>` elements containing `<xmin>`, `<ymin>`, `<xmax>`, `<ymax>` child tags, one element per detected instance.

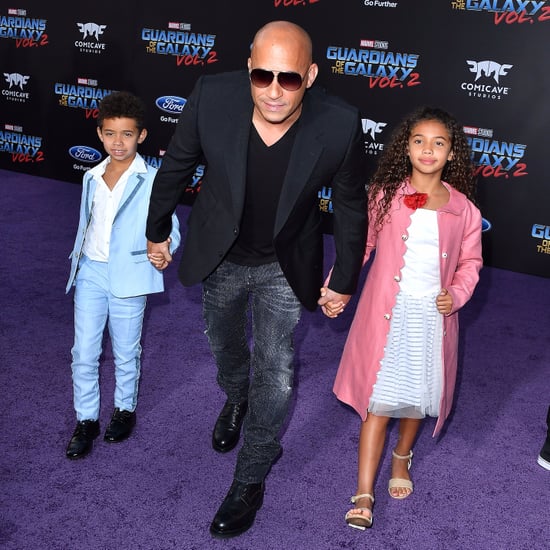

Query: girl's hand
<box><xmin>436</xmin><ymin>288</ymin><xmax>453</xmax><ymax>315</ymax></box>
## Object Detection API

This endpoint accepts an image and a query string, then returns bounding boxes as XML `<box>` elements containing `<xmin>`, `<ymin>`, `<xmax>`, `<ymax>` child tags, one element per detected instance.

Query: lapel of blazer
<box><xmin>83</xmin><ymin>172</ymin><xmax>97</xmax><ymax>225</ymax></box>
<box><xmin>224</xmin><ymin>84</ymin><xmax>254</xmax><ymax>219</ymax></box>
<box><xmin>274</xmin><ymin>93</ymin><xmax>323</xmax><ymax>236</ymax></box>
<box><xmin>114</xmin><ymin>172</ymin><xmax>146</xmax><ymax>222</ymax></box>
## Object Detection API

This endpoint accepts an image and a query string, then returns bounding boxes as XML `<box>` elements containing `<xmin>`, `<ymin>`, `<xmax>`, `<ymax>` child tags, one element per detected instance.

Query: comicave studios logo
<box><xmin>461</xmin><ymin>59</ymin><xmax>513</xmax><ymax>100</ymax></box>
<box><xmin>3</xmin><ymin>72</ymin><xmax>30</xmax><ymax>102</ymax></box>
<box><xmin>362</xmin><ymin>118</ymin><xmax>387</xmax><ymax>156</ymax></box>
<box><xmin>75</xmin><ymin>22</ymin><xmax>107</xmax><ymax>54</ymax></box>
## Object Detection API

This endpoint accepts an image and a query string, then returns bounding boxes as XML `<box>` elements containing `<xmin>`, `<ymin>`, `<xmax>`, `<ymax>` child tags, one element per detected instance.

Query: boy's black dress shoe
<box><xmin>209</xmin><ymin>480</ymin><xmax>264</xmax><ymax>538</ymax></box>
<box><xmin>104</xmin><ymin>408</ymin><xmax>136</xmax><ymax>442</ymax></box>
<box><xmin>538</xmin><ymin>438</ymin><xmax>550</xmax><ymax>471</ymax></box>
<box><xmin>66</xmin><ymin>420</ymin><xmax>100</xmax><ymax>459</ymax></box>
<box><xmin>212</xmin><ymin>400</ymin><xmax>248</xmax><ymax>453</ymax></box>
<box><xmin>538</xmin><ymin>405</ymin><xmax>550</xmax><ymax>471</ymax></box>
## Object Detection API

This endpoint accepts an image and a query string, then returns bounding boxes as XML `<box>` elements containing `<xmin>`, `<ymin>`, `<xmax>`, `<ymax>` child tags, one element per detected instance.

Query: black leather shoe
<box><xmin>212</xmin><ymin>400</ymin><xmax>248</xmax><ymax>453</ymax></box>
<box><xmin>209</xmin><ymin>480</ymin><xmax>265</xmax><ymax>538</ymax></box>
<box><xmin>104</xmin><ymin>408</ymin><xmax>136</xmax><ymax>442</ymax></box>
<box><xmin>538</xmin><ymin>437</ymin><xmax>550</xmax><ymax>470</ymax></box>
<box><xmin>66</xmin><ymin>420</ymin><xmax>100</xmax><ymax>459</ymax></box>
<box><xmin>538</xmin><ymin>406</ymin><xmax>550</xmax><ymax>470</ymax></box>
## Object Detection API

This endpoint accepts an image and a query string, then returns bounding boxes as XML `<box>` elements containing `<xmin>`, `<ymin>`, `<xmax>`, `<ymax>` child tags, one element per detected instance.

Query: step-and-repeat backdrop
<box><xmin>1</xmin><ymin>1</ymin><xmax>549</xmax><ymax>277</ymax></box>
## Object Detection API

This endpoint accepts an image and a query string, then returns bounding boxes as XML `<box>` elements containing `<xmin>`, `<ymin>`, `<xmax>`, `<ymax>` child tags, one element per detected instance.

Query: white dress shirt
<box><xmin>82</xmin><ymin>155</ymin><xmax>146</xmax><ymax>262</ymax></box>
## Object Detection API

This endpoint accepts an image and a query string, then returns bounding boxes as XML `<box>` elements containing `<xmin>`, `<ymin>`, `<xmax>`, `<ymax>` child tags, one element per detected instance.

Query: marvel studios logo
<box><xmin>463</xmin><ymin>126</ymin><xmax>493</xmax><ymax>138</ymax></box>
<box><xmin>5</xmin><ymin>123</ymin><xmax>23</xmax><ymax>132</ymax></box>
<box><xmin>168</xmin><ymin>22</ymin><xmax>191</xmax><ymax>30</ymax></box>
<box><xmin>77</xmin><ymin>78</ymin><xmax>98</xmax><ymax>86</ymax></box>
<box><xmin>360</xmin><ymin>39</ymin><xmax>388</xmax><ymax>49</ymax></box>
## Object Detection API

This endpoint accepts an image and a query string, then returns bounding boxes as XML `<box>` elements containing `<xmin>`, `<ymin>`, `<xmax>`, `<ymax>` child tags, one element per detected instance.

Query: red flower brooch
<box><xmin>404</xmin><ymin>192</ymin><xmax>428</xmax><ymax>210</ymax></box>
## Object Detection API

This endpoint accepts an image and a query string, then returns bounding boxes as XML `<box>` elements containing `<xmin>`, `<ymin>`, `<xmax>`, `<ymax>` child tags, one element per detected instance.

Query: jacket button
<box><xmin>401</xmin><ymin>234</ymin><xmax>408</xmax><ymax>241</ymax></box>
<box><xmin>442</xmin><ymin>252</ymin><xmax>448</xmax><ymax>258</ymax></box>
<box><xmin>384</xmin><ymin>313</ymin><xmax>391</xmax><ymax>320</ymax></box>
<box><xmin>394</xmin><ymin>275</ymin><xmax>401</xmax><ymax>282</ymax></box>
<box><xmin>233</xmin><ymin>227</ymin><xmax>238</xmax><ymax>235</ymax></box>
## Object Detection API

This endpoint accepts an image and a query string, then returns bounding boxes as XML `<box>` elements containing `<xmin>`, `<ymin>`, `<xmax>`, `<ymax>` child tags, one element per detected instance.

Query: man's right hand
<box><xmin>147</xmin><ymin>238</ymin><xmax>172</xmax><ymax>270</ymax></box>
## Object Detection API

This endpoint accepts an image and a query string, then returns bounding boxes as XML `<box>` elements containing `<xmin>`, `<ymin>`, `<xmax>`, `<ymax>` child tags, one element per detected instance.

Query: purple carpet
<box><xmin>1</xmin><ymin>168</ymin><xmax>549</xmax><ymax>550</ymax></box>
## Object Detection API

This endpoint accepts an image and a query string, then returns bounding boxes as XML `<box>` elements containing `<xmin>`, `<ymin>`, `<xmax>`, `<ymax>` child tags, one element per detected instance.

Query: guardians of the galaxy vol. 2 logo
<box><xmin>464</xmin><ymin>125</ymin><xmax>528</xmax><ymax>179</ymax></box>
<box><xmin>326</xmin><ymin>39</ymin><xmax>421</xmax><ymax>89</ymax></box>
<box><xmin>142</xmin><ymin>21</ymin><xmax>218</xmax><ymax>66</ymax></box>
<box><xmin>0</xmin><ymin>8</ymin><xmax>48</xmax><ymax>46</ymax></box>
<box><xmin>453</xmin><ymin>0</ymin><xmax>550</xmax><ymax>25</ymax></box>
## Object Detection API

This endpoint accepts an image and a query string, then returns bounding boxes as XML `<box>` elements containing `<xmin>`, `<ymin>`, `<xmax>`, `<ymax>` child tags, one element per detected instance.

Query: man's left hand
<box><xmin>318</xmin><ymin>287</ymin><xmax>351</xmax><ymax>318</ymax></box>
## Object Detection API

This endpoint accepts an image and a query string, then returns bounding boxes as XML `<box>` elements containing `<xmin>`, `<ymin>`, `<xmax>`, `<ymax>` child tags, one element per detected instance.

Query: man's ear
<box><xmin>305</xmin><ymin>63</ymin><xmax>319</xmax><ymax>88</ymax></box>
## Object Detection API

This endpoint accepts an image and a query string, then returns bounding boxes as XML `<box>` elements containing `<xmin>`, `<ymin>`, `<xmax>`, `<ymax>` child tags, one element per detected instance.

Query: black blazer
<box><xmin>147</xmin><ymin>70</ymin><xmax>367</xmax><ymax>311</ymax></box>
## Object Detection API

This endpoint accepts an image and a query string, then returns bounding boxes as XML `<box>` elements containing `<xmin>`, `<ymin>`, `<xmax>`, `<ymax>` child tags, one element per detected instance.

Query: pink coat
<box><xmin>333</xmin><ymin>180</ymin><xmax>483</xmax><ymax>436</ymax></box>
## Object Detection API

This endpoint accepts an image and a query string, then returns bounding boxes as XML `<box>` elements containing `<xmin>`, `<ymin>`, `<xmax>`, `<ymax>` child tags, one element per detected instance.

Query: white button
<box><xmin>442</xmin><ymin>252</ymin><xmax>448</xmax><ymax>258</ymax></box>
<box><xmin>401</xmin><ymin>234</ymin><xmax>408</xmax><ymax>240</ymax></box>
<box><xmin>394</xmin><ymin>275</ymin><xmax>401</xmax><ymax>282</ymax></box>
<box><xmin>384</xmin><ymin>313</ymin><xmax>391</xmax><ymax>320</ymax></box>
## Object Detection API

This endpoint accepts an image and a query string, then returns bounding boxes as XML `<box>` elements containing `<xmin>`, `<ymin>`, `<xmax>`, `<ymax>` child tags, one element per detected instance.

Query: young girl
<box><xmin>322</xmin><ymin>106</ymin><xmax>483</xmax><ymax>529</ymax></box>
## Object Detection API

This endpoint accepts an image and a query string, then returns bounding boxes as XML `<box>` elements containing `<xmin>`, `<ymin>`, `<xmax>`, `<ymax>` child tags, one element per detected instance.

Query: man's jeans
<box><xmin>203</xmin><ymin>260</ymin><xmax>302</xmax><ymax>483</ymax></box>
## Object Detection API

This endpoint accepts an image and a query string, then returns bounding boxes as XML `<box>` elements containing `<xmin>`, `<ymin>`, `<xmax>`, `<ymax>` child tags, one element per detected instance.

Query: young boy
<box><xmin>65</xmin><ymin>91</ymin><xmax>180</xmax><ymax>459</ymax></box>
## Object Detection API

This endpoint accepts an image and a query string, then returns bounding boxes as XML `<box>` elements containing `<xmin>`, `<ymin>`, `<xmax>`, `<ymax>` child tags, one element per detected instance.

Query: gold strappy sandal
<box><xmin>388</xmin><ymin>450</ymin><xmax>414</xmax><ymax>499</ymax></box>
<box><xmin>344</xmin><ymin>493</ymin><xmax>374</xmax><ymax>530</ymax></box>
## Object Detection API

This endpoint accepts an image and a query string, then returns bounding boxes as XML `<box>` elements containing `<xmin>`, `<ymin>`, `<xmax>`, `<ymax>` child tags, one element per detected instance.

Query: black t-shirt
<box><xmin>227</xmin><ymin>121</ymin><xmax>298</xmax><ymax>266</ymax></box>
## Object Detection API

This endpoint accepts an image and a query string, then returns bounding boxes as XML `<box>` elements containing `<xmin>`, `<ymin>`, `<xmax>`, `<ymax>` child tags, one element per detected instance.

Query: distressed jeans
<box><xmin>202</xmin><ymin>260</ymin><xmax>302</xmax><ymax>483</ymax></box>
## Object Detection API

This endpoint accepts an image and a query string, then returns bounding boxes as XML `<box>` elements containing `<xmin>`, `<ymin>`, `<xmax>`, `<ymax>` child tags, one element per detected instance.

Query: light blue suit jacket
<box><xmin>66</xmin><ymin>158</ymin><xmax>181</xmax><ymax>298</ymax></box>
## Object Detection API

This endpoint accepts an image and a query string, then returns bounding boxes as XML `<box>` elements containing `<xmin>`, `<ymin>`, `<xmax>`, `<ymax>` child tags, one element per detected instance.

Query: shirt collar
<box><xmin>88</xmin><ymin>152</ymin><xmax>147</xmax><ymax>178</ymax></box>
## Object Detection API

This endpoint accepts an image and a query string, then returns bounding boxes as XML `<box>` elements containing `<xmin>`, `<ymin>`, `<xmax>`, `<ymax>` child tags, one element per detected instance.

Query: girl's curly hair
<box><xmin>368</xmin><ymin>106</ymin><xmax>476</xmax><ymax>229</ymax></box>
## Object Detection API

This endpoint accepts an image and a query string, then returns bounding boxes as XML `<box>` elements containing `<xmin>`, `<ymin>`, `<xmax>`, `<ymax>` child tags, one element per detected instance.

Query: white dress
<box><xmin>368</xmin><ymin>208</ymin><xmax>444</xmax><ymax>419</ymax></box>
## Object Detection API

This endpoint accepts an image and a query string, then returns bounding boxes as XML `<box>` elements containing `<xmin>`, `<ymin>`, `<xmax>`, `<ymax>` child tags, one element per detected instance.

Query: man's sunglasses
<box><xmin>249</xmin><ymin>68</ymin><xmax>305</xmax><ymax>91</ymax></box>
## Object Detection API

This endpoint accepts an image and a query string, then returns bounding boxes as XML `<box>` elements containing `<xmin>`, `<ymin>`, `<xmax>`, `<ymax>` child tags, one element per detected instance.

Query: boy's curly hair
<box><xmin>97</xmin><ymin>91</ymin><xmax>146</xmax><ymax>131</ymax></box>
<box><xmin>368</xmin><ymin>106</ymin><xmax>476</xmax><ymax>230</ymax></box>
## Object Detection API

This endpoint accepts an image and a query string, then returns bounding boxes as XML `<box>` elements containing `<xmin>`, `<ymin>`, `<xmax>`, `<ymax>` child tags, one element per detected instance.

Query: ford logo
<box><xmin>155</xmin><ymin>95</ymin><xmax>186</xmax><ymax>114</ymax></box>
<box><xmin>68</xmin><ymin>145</ymin><xmax>102</xmax><ymax>163</ymax></box>
<box><xmin>481</xmin><ymin>218</ymin><xmax>492</xmax><ymax>232</ymax></box>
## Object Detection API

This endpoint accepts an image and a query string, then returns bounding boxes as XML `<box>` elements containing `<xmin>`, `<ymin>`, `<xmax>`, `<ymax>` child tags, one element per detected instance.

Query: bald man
<box><xmin>146</xmin><ymin>20</ymin><xmax>367</xmax><ymax>538</ymax></box>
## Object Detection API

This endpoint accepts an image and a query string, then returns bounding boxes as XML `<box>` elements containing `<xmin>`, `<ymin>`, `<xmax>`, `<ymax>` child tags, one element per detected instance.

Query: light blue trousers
<box><xmin>71</xmin><ymin>256</ymin><xmax>145</xmax><ymax>421</ymax></box>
